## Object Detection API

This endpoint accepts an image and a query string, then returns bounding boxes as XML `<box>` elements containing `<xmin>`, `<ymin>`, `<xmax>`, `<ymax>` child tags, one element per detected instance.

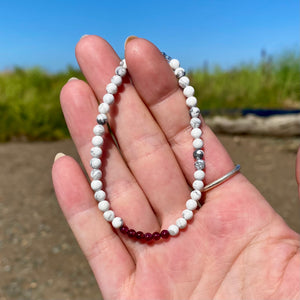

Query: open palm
<box><xmin>52</xmin><ymin>36</ymin><xmax>300</xmax><ymax>300</ymax></box>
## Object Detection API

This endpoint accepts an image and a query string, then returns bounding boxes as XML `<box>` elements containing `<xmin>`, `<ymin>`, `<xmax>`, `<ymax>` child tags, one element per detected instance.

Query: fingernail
<box><xmin>80</xmin><ymin>34</ymin><xmax>89</xmax><ymax>40</ymax></box>
<box><xmin>68</xmin><ymin>77</ymin><xmax>78</xmax><ymax>82</ymax></box>
<box><xmin>54</xmin><ymin>153</ymin><xmax>66</xmax><ymax>162</ymax></box>
<box><xmin>124</xmin><ymin>35</ymin><xmax>137</xmax><ymax>48</ymax></box>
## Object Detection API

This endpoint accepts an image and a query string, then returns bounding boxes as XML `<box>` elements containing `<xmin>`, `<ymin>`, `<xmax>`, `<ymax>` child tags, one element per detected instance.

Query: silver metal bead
<box><xmin>97</xmin><ymin>114</ymin><xmax>107</xmax><ymax>125</ymax></box>
<box><xmin>189</xmin><ymin>107</ymin><xmax>200</xmax><ymax>118</ymax></box>
<box><xmin>193</xmin><ymin>149</ymin><xmax>204</xmax><ymax>159</ymax></box>
<box><xmin>195</xmin><ymin>159</ymin><xmax>205</xmax><ymax>170</ymax></box>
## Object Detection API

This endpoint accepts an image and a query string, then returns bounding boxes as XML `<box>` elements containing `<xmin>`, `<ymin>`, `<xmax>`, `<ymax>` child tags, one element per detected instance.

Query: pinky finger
<box><xmin>52</xmin><ymin>154</ymin><xmax>135</xmax><ymax>297</ymax></box>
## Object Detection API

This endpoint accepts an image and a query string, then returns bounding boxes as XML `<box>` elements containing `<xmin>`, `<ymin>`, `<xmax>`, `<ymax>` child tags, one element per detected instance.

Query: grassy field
<box><xmin>0</xmin><ymin>50</ymin><xmax>299</xmax><ymax>142</ymax></box>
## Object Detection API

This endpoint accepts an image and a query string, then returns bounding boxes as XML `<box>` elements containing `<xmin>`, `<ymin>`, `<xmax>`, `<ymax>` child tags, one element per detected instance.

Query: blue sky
<box><xmin>0</xmin><ymin>0</ymin><xmax>298</xmax><ymax>72</ymax></box>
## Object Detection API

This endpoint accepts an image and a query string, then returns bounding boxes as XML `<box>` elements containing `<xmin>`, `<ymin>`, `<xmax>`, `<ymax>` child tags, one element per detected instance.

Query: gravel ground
<box><xmin>0</xmin><ymin>135</ymin><xmax>299</xmax><ymax>300</ymax></box>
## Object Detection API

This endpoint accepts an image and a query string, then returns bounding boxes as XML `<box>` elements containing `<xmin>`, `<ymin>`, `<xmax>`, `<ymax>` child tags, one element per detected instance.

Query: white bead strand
<box><xmin>89</xmin><ymin>53</ymin><xmax>205</xmax><ymax>242</ymax></box>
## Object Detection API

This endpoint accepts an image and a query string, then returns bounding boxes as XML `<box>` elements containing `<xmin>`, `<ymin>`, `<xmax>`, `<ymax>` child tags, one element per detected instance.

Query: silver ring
<box><xmin>203</xmin><ymin>164</ymin><xmax>241</xmax><ymax>192</ymax></box>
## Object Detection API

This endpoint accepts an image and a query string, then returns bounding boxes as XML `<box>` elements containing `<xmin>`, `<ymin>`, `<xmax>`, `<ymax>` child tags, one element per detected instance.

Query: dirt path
<box><xmin>0</xmin><ymin>136</ymin><xmax>299</xmax><ymax>300</ymax></box>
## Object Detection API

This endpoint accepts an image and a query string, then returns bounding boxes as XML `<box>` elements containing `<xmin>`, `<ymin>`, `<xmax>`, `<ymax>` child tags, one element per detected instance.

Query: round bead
<box><xmin>176</xmin><ymin>217</ymin><xmax>187</xmax><ymax>229</ymax></box>
<box><xmin>189</xmin><ymin>107</ymin><xmax>200</xmax><ymax>118</ymax></box>
<box><xmin>190</xmin><ymin>117</ymin><xmax>201</xmax><ymax>128</ymax></box>
<box><xmin>91</xmin><ymin>180</ymin><xmax>103</xmax><ymax>191</ymax></box>
<box><xmin>186</xmin><ymin>96</ymin><xmax>197</xmax><ymax>107</ymax></box>
<box><xmin>195</xmin><ymin>159</ymin><xmax>205</xmax><ymax>170</ymax></box>
<box><xmin>161</xmin><ymin>230</ymin><xmax>170</xmax><ymax>239</ymax></box>
<box><xmin>98</xmin><ymin>200</ymin><xmax>110</xmax><ymax>212</ymax></box>
<box><xmin>193</xmin><ymin>149</ymin><xmax>204</xmax><ymax>159</ymax></box>
<box><xmin>112</xmin><ymin>217</ymin><xmax>123</xmax><ymax>229</ymax></box>
<box><xmin>106</xmin><ymin>83</ymin><xmax>118</xmax><ymax>94</ymax></box>
<box><xmin>90</xmin><ymin>146</ymin><xmax>102</xmax><ymax>158</ymax></box>
<box><xmin>92</xmin><ymin>136</ymin><xmax>104</xmax><ymax>147</ymax></box>
<box><xmin>186</xmin><ymin>199</ymin><xmax>198</xmax><ymax>210</ymax></box>
<box><xmin>103</xmin><ymin>93</ymin><xmax>115</xmax><ymax>105</ymax></box>
<box><xmin>96</xmin><ymin>114</ymin><xmax>108</xmax><ymax>125</ymax></box>
<box><xmin>98</xmin><ymin>103</ymin><xmax>110</xmax><ymax>114</ymax></box>
<box><xmin>91</xmin><ymin>169</ymin><xmax>102</xmax><ymax>180</ymax></box>
<box><xmin>193</xmin><ymin>138</ymin><xmax>204</xmax><ymax>149</ymax></box>
<box><xmin>144</xmin><ymin>232</ymin><xmax>153</xmax><ymax>241</ymax></box>
<box><xmin>174</xmin><ymin>67</ymin><xmax>185</xmax><ymax>78</ymax></box>
<box><xmin>191</xmin><ymin>190</ymin><xmax>202</xmax><ymax>201</ymax></box>
<box><xmin>192</xmin><ymin>180</ymin><xmax>204</xmax><ymax>191</ymax></box>
<box><xmin>115</xmin><ymin>66</ymin><xmax>127</xmax><ymax>77</ymax></box>
<box><xmin>90</xmin><ymin>158</ymin><xmax>101</xmax><ymax>169</ymax></box>
<box><xmin>128</xmin><ymin>229</ymin><xmax>136</xmax><ymax>238</ymax></box>
<box><xmin>120</xmin><ymin>225</ymin><xmax>129</xmax><ymax>234</ymax></box>
<box><xmin>93</xmin><ymin>124</ymin><xmax>105</xmax><ymax>136</ymax></box>
<box><xmin>111</xmin><ymin>75</ymin><xmax>123</xmax><ymax>86</ymax></box>
<box><xmin>152</xmin><ymin>232</ymin><xmax>161</xmax><ymax>240</ymax></box>
<box><xmin>94</xmin><ymin>190</ymin><xmax>106</xmax><ymax>202</ymax></box>
<box><xmin>168</xmin><ymin>224</ymin><xmax>179</xmax><ymax>236</ymax></box>
<box><xmin>183</xmin><ymin>86</ymin><xmax>195</xmax><ymax>97</ymax></box>
<box><xmin>169</xmin><ymin>59</ymin><xmax>180</xmax><ymax>70</ymax></box>
<box><xmin>103</xmin><ymin>210</ymin><xmax>115</xmax><ymax>222</ymax></box>
<box><xmin>179</xmin><ymin>76</ymin><xmax>190</xmax><ymax>88</ymax></box>
<box><xmin>136</xmin><ymin>231</ymin><xmax>145</xmax><ymax>239</ymax></box>
<box><xmin>194</xmin><ymin>170</ymin><xmax>205</xmax><ymax>180</ymax></box>
<box><xmin>191</xmin><ymin>128</ymin><xmax>202</xmax><ymax>139</ymax></box>
<box><xmin>182</xmin><ymin>209</ymin><xmax>194</xmax><ymax>220</ymax></box>
<box><xmin>120</xmin><ymin>59</ymin><xmax>127</xmax><ymax>69</ymax></box>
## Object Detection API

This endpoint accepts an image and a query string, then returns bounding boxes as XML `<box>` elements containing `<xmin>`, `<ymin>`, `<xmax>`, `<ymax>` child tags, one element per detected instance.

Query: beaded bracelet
<box><xmin>90</xmin><ymin>53</ymin><xmax>205</xmax><ymax>242</ymax></box>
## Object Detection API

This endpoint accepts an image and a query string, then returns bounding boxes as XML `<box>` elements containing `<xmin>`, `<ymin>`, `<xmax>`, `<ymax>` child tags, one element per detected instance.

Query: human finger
<box><xmin>52</xmin><ymin>155</ymin><xmax>135</xmax><ymax>297</ymax></box>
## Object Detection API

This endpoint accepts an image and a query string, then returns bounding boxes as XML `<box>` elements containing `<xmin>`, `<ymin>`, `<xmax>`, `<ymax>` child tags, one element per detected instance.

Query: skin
<box><xmin>52</xmin><ymin>36</ymin><xmax>300</xmax><ymax>300</ymax></box>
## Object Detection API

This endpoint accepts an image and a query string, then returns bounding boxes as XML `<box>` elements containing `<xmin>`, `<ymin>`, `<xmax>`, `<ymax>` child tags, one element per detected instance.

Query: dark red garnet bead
<box><xmin>128</xmin><ymin>229</ymin><xmax>136</xmax><ymax>238</ymax></box>
<box><xmin>144</xmin><ymin>232</ymin><xmax>153</xmax><ymax>241</ymax></box>
<box><xmin>160</xmin><ymin>230</ymin><xmax>170</xmax><ymax>239</ymax></box>
<box><xmin>120</xmin><ymin>225</ymin><xmax>129</xmax><ymax>234</ymax></box>
<box><xmin>152</xmin><ymin>232</ymin><xmax>161</xmax><ymax>241</ymax></box>
<box><xmin>136</xmin><ymin>231</ymin><xmax>145</xmax><ymax>240</ymax></box>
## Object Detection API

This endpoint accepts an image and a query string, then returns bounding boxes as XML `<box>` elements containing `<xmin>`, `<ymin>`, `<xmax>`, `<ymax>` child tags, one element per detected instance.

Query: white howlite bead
<box><xmin>186</xmin><ymin>96</ymin><xmax>197</xmax><ymax>108</ymax></box>
<box><xmin>90</xmin><ymin>146</ymin><xmax>102</xmax><ymax>158</ymax></box>
<box><xmin>98</xmin><ymin>200</ymin><xmax>110</xmax><ymax>212</ymax></box>
<box><xmin>91</xmin><ymin>180</ymin><xmax>103</xmax><ymax>191</ymax></box>
<box><xmin>112</xmin><ymin>217</ymin><xmax>123</xmax><ymax>228</ymax></box>
<box><xmin>193</xmin><ymin>138</ymin><xmax>204</xmax><ymax>149</ymax></box>
<box><xmin>191</xmin><ymin>128</ymin><xmax>202</xmax><ymax>139</ymax></box>
<box><xmin>194</xmin><ymin>170</ymin><xmax>205</xmax><ymax>180</ymax></box>
<box><xmin>93</xmin><ymin>124</ymin><xmax>105</xmax><ymax>136</ymax></box>
<box><xmin>169</xmin><ymin>58</ymin><xmax>180</xmax><ymax>70</ymax></box>
<box><xmin>179</xmin><ymin>76</ymin><xmax>190</xmax><ymax>88</ymax></box>
<box><xmin>111</xmin><ymin>75</ymin><xmax>123</xmax><ymax>87</ymax></box>
<box><xmin>90</xmin><ymin>158</ymin><xmax>101</xmax><ymax>169</ymax></box>
<box><xmin>192</xmin><ymin>180</ymin><xmax>204</xmax><ymax>191</ymax></box>
<box><xmin>183</xmin><ymin>86</ymin><xmax>195</xmax><ymax>97</ymax></box>
<box><xmin>182</xmin><ymin>209</ymin><xmax>194</xmax><ymax>220</ymax></box>
<box><xmin>103</xmin><ymin>210</ymin><xmax>115</xmax><ymax>222</ymax></box>
<box><xmin>176</xmin><ymin>217</ymin><xmax>187</xmax><ymax>229</ymax></box>
<box><xmin>91</xmin><ymin>169</ymin><xmax>102</xmax><ymax>180</ymax></box>
<box><xmin>103</xmin><ymin>93</ymin><xmax>115</xmax><ymax>105</ymax></box>
<box><xmin>190</xmin><ymin>117</ymin><xmax>201</xmax><ymax>128</ymax></box>
<box><xmin>191</xmin><ymin>190</ymin><xmax>201</xmax><ymax>201</ymax></box>
<box><xmin>94</xmin><ymin>190</ymin><xmax>106</xmax><ymax>202</ymax></box>
<box><xmin>98</xmin><ymin>103</ymin><xmax>110</xmax><ymax>114</ymax></box>
<box><xmin>168</xmin><ymin>224</ymin><xmax>179</xmax><ymax>236</ymax></box>
<box><xmin>186</xmin><ymin>199</ymin><xmax>198</xmax><ymax>210</ymax></box>
<box><xmin>106</xmin><ymin>83</ymin><xmax>118</xmax><ymax>94</ymax></box>
<box><xmin>92</xmin><ymin>136</ymin><xmax>104</xmax><ymax>147</ymax></box>
<box><xmin>115</xmin><ymin>66</ymin><xmax>127</xmax><ymax>77</ymax></box>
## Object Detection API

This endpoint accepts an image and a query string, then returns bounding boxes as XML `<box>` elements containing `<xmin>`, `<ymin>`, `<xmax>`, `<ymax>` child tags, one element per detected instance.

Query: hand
<box><xmin>52</xmin><ymin>36</ymin><xmax>300</xmax><ymax>300</ymax></box>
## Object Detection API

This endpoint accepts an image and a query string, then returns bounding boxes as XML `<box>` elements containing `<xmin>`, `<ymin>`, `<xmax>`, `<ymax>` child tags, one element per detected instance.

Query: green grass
<box><xmin>0</xmin><ymin>49</ymin><xmax>299</xmax><ymax>142</ymax></box>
